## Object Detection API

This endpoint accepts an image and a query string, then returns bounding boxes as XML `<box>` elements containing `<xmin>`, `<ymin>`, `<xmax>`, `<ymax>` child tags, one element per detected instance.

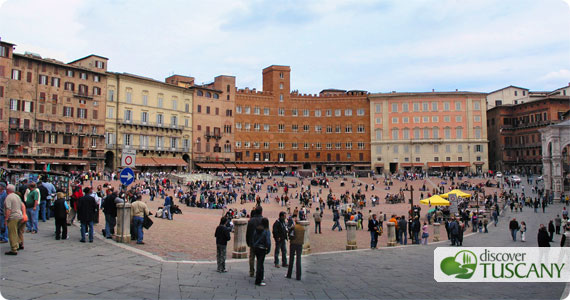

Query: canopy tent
<box><xmin>419</xmin><ymin>195</ymin><xmax>450</xmax><ymax>206</ymax></box>
<box><xmin>440</xmin><ymin>189</ymin><xmax>471</xmax><ymax>199</ymax></box>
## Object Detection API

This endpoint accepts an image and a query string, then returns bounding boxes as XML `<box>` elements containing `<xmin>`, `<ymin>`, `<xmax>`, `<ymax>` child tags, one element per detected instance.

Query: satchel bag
<box><xmin>143</xmin><ymin>213</ymin><xmax>153</xmax><ymax>229</ymax></box>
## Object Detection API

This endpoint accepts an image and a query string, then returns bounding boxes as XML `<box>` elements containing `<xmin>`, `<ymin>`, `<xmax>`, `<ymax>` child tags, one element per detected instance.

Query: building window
<box><xmin>264</xmin><ymin>124</ymin><xmax>270</xmax><ymax>132</ymax></box>
<box><xmin>375</xmin><ymin>117</ymin><xmax>382</xmax><ymax>124</ymax></box>
<box><xmin>357</xmin><ymin>108</ymin><xmax>365</xmax><ymax>116</ymax></box>
<box><xmin>303</xmin><ymin>125</ymin><xmax>309</xmax><ymax>132</ymax></box>
<box><xmin>315</xmin><ymin>110</ymin><xmax>322</xmax><ymax>117</ymax></box>
<box><xmin>11</xmin><ymin>69</ymin><xmax>21</xmax><ymax>80</ymax></box>
<box><xmin>278</xmin><ymin>108</ymin><xmax>285</xmax><ymax>116</ymax></box>
<box><xmin>432</xmin><ymin>116</ymin><xmax>439</xmax><ymax>122</ymax></box>
<box><xmin>80</xmin><ymin>73</ymin><xmax>88</xmax><ymax>80</ymax></box>
<box><xmin>392</xmin><ymin>128</ymin><xmax>399</xmax><ymax>140</ymax></box>
<box><xmin>278</xmin><ymin>124</ymin><xmax>285</xmax><ymax>133</ymax></box>
<box><xmin>357</xmin><ymin>125</ymin><xmax>365</xmax><ymax>133</ymax></box>
<box><xmin>444</xmin><ymin>128</ymin><xmax>451</xmax><ymax>139</ymax></box>
<box><xmin>457</xmin><ymin>144</ymin><xmax>463</xmax><ymax>153</ymax></box>
<box><xmin>157</xmin><ymin>97</ymin><xmax>163</xmax><ymax>108</ymax></box>
<box><xmin>345</xmin><ymin>142</ymin><xmax>352</xmax><ymax>149</ymax></box>
<box><xmin>358</xmin><ymin>142</ymin><xmax>365</xmax><ymax>150</ymax></box>
<box><xmin>292</xmin><ymin>109</ymin><xmax>298</xmax><ymax>117</ymax></box>
<box><xmin>413</xmin><ymin>102</ymin><xmax>420</xmax><ymax>112</ymax></box>
<box><xmin>345</xmin><ymin>125</ymin><xmax>352</xmax><ymax>133</ymax></box>
<box><xmin>108</xmin><ymin>90</ymin><xmax>114</xmax><ymax>101</ymax></box>
<box><xmin>403</xmin><ymin>128</ymin><xmax>409</xmax><ymax>139</ymax></box>
<box><xmin>455</xmin><ymin>127</ymin><xmax>463</xmax><ymax>139</ymax></box>
<box><xmin>375</xmin><ymin>104</ymin><xmax>381</xmax><ymax>113</ymax></box>
<box><xmin>254</xmin><ymin>106</ymin><xmax>260</xmax><ymax>115</ymax></box>
<box><xmin>172</xmin><ymin>100</ymin><xmax>178</xmax><ymax>110</ymax></box>
<box><xmin>432</xmin><ymin>102</ymin><xmax>438</xmax><ymax>111</ymax></box>
<box><xmin>124</xmin><ymin>110</ymin><xmax>132</xmax><ymax>122</ymax></box>
<box><xmin>402</xmin><ymin>117</ymin><xmax>409</xmax><ymax>123</ymax></box>
<box><xmin>345</xmin><ymin>109</ymin><xmax>352</xmax><ymax>116</ymax></box>
<box><xmin>375</xmin><ymin>130</ymin><xmax>382</xmax><ymax>140</ymax></box>
<box><xmin>279</xmin><ymin>94</ymin><xmax>284</xmax><ymax>102</ymax></box>
<box><xmin>264</xmin><ymin>142</ymin><xmax>269</xmax><ymax>149</ymax></box>
<box><xmin>263</xmin><ymin>107</ymin><xmax>269</xmax><ymax>115</ymax></box>
<box><xmin>292</xmin><ymin>124</ymin><xmax>298</xmax><ymax>132</ymax></box>
<box><xmin>413</xmin><ymin>117</ymin><xmax>420</xmax><ymax>123</ymax></box>
<box><xmin>279</xmin><ymin>83</ymin><xmax>283</xmax><ymax>89</ymax></box>
<box><xmin>326</xmin><ymin>109</ymin><xmax>332</xmax><ymax>116</ymax></box>
<box><xmin>244</xmin><ymin>123</ymin><xmax>250</xmax><ymax>131</ymax></box>
<box><xmin>391</xmin><ymin>103</ymin><xmax>398</xmax><ymax>113</ymax></box>
<box><xmin>93</xmin><ymin>87</ymin><xmax>101</xmax><ymax>96</ymax></box>
<box><xmin>38</xmin><ymin>75</ymin><xmax>48</xmax><ymax>85</ymax></box>
<box><xmin>444</xmin><ymin>102</ymin><xmax>450</xmax><ymax>111</ymax></box>
<box><xmin>455</xmin><ymin>101</ymin><xmax>461</xmax><ymax>111</ymax></box>
<box><xmin>206</xmin><ymin>106</ymin><xmax>211</xmax><ymax>114</ymax></box>
<box><xmin>315</xmin><ymin>125</ymin><xmax>322</xmax><ymax>133</ymax></box>
<box><xmin>66</xmin><ymin>70</ymin><xmax>74</xmax><ymax>77</ymax></box>
<box><xmin>95</xmin><ymin>61</ymin><xmax>105</xmax><ymax>69</ymax></box>
<box><xmin>475</xmin><ymin>145</ymin><xmax>483</xmax><ymax>152</ymax></box>
<box><xmin>475</xmin><ymin>127</ymin><xmax>481</xmax><ymax>139</ymax></box>
<box><xmin>156</xmin><ymin>114</ymin><xmax>163</xmax><ymax>126</ymax></box>
<box><xmin>473</xmin><ymin>101</ymin><xmax>480</xmax><ymax>110</ymax></box>
<box><xmin>402</xmin><ymin>103</ymin><xmax>409</xmax><ymax>112</ymax></box>
<box><xmin>392</xmin><ymin>117</ymin><xmax>398</xmax><ymax>124</ymax></box>
<box><xmin>303</xmin><ymin>109</ymin><xmax>309</xmax><ymax>117</ymax></box>
<box><xmin>107</xmin><ymin>107</ymin><xmax>114</xmax><ymax>119</ymax></box>
<box><xmin>304</xmin><ymin>143</ymin><xmax>309</xmax><ymax>150</ymax></box>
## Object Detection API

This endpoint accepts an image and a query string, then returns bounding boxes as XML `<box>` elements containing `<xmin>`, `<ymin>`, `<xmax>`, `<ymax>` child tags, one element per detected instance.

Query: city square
<box><xmin>1</xmin><ymin>1</ymin><xmax>570</xmax><ymax>299</ymax></box>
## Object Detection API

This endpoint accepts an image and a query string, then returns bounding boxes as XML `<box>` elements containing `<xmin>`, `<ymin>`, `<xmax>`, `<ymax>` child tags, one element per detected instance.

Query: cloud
<box><xmin>0</xmin><ymin>0</ymin><xmax>568</xmax><ymax>93</ymax></box>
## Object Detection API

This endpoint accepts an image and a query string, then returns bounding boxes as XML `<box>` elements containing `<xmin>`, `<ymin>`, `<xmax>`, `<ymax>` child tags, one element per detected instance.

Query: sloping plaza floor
<box><xmin>1</xmin><ymin>179</ymin><xmax>568</xmax><ymax>300</ymax></box>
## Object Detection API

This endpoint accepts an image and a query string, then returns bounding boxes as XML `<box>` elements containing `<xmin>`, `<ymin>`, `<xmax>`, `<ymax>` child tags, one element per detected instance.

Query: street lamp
<box><xmin>410</xmin><ymin>185</ymin><xmax>414</xmax><ymax>218</ymax></box>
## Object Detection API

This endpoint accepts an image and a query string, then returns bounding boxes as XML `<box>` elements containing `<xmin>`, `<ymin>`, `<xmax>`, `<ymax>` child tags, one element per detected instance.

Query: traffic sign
<box><xmin>120</xmin><ymin>167</ymin><xmax>135</xmax><ymax>186</ymax></box>
<box><xmin>121</xmin><ymin>149</ymin><xmax>136</xmax><ymax>167</ymax></box>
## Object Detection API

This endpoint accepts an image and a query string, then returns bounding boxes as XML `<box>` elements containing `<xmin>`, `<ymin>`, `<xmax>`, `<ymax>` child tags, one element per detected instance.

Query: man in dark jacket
<box><xmin>246</xmin><ymin>206</ymin><xmax>263</xmax><ymax>277</ymax></box>
<box><xmin>214</xmin><ymin>217</ymin><xmax>231</xmax><ymax>273</ymax></box>
<box><xmin>538</xmin><ymin>224</ymin><xmax>551</xmax><ymax>247</ymax></box>
<box><xmin>77</xmin><ymin>187</ymin><xmax>97</xmax><ymax>243</ymax></box>
<box><xmin>509</xmin><ymin>218</ymin><xmax>519</xmax><ymax>241</ymax></box>
<box><xmin>548</xmin><ymin>220</ymin><xmax>555</xmax><ymax>242</ymax></box>
<box><xmin>102</xmin><ymin>188</ymin><xmax>118</xmax><ymax>238</ymax></box>
<box><xmin>397</xmin><ymin>216</ymin><xmax>407</xmax><ymax>245</ymax></box>
<box><xmin>37</xmin><ymin>181</ymin><xmax>49</xmax><ymax>222</ymax></box>
<box><xmin>412</xmin><ymin>217</ymin><xmax>421</xmax><ymax>244</ymax></box>
<box><xmin>272</xmin><ymin>211</ymin><xmax>288</xmax><ymax>268</ymax></box>
<box><xmin>53</xmin><ymin>192</ymin><xmax>69</xmax><ymax>240</ymax></box>
<box><xmin>368</xmin><ymin>214</ymin><xmax>380</xmax><ymax>249</ymax></box>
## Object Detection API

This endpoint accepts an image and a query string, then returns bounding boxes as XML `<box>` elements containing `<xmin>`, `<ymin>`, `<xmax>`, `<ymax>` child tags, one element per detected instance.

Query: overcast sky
<box><xmin>1</xmin><ymin>0</ymin><xmax>569</xmax><ymax>94</ymax></box>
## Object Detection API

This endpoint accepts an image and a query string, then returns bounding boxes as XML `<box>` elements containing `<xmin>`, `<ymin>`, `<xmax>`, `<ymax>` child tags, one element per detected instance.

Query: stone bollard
<box><xmin>232</xmin><ymin>218</ymin><xmax>248</xmax><ymax>258</ymax></box>
<box><xmin>298</xmin><ymin>220</ymin><xmax>311</xmax><ymax>254</ymax></box>
<box><xmin>115</xmin><ymin>202</ymin><xmax>132</xmax><ymax>243</ymax></box>
<box><xmin>387</xmin><ymin>222</ymin><xmax>396</xmax><ymax>247</ymax></box>
<box><xmin>433</xmin><ymin>223</ymin><xmax>440</xmax><ymax>242</ymax></box>
<box><xmin>346</xmin><ymin>221</ymin><xmax>357</xmax><ymax>250</ymax></box>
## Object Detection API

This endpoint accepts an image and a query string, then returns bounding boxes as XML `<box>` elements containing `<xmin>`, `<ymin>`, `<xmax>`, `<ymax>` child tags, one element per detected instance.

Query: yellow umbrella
<box><xmin>440</xmin><ymin>189</ymin><xmax>471</xmax><ymax>199</ymax></box>
<box><xmin>419</xmin><ymin>195</ymin><xmax>450</xmax><ymax>206</ymax></box>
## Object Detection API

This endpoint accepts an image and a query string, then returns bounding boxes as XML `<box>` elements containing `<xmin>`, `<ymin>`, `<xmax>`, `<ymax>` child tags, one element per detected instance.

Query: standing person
<box><xmin>162</xmin><ymin>194</ymin><xmax>173</xmax><ymax>220</ymax></box>
<box><xmin>331</xmin><ymin>209</ymin><xmax>342</xmax><ymax>231</ymax></box>
<box><xmin>272</xmin><ymin>212</ymin><xmax>288</xmax><ymax>268</ymax></box>
<box><xmin>537</xmin><ymin>224</ymin><xmax>550</xmax><ymax>247</ymax></box>
<box><xmin>421</xmin><ymin>222</ymin><xmax>429</xmax><ymax>245</ymax></box>
<box><xmin>286</xmin><ymin>215</ymin><xmax>305</xmax><ymax>281</ymax></box>
<box><xmin>548</xmin><ymin>220</ymin><xmax>555</xmax><ymax>242</ymax></box>
<box><xmin>520</xmin><ymin>221</ymin><xmax>526</xmax><ymax>242</ymax></box>
<box><xmin>509</xmin><ymin>218</ymin><xmax>519</xmax><ymax>241</ymax></box>
<box><xmin>214</xmin><ymin>217</ymin><xmax>231</xmax><ymax>273</ymax></box>
<box><xmin>561</xmin><ymin>224</ymin><xmax>570</xmax><ymax>247</ymax></box>
<box><xmin>37</xmin><ymin>180</ymin><xmax>49</xmax><ymax>222</ymax></box>
<box><xmin>483</xmin><ymin>216</ymin><xmax>489</xmax><ymax>233</ymax></box>
<box><xmin>397</xmin><ymin>215</ymin><xmax>407</xmax><ymax>245</ymax></box>
<box><xmin>252</xmin><ymin>218</ymin><xmax>271</xmax><ymax>286</ymax></box>
<box><xmin>130</xmin><ymin>196</ymin><xmax>150</xmax><ymax>245</ymax></box>
<box><xmin>555</xmin><ymin>215</ymin><xmax>562</xmax><ymax>235</ymax></box>
<box><xmin>67</xmin><ymin>185</ymin><xmax>83</xmax><ymax>225</ymax></box>
<box><xmin>4</xmin><ymin>185</ymin><xmax>23</xmax><ymax>255</ymax></box>
<box><xmin>492</xmin><ymin>209</ymin><xmax>499</xmax><ymax>227</ymax></box>
<box><xmin>53</xmin><ymin>192</ymin><xmax>69</xmax><ymax>240</ymax></box>
<box><xmin>102</xmin><ymin>188</ymin><xmax>117</xmax><ymax>239</ymax></box>
<box><xmin>368</xmin><ymin>214</ymin><xmax>379</xmax><ymax>249</ymax></box>
<box><xmin>0</xmin><ymin>183</ymin><xmax>8</xmax><ymax>243</ymax></box>
<box><xmin>42</xmin><ymin>179</ymin><xmax>57</xmax><ymax>221</ymax></box>
<box><xmin>77</xmin><ymin>187</ymin><xmax>97</xmax><ymax>243</ymax></box>
<box><xmin>412</xmin><ymin>217</ymin><xmax>421</xmax><ymax>244</ymax></box>
<box><xmin>24</xmin><ymin>183</ymin><xmax>40</xmax><ymax>234</ymax></box>
<box><xmin>246</xmin><ymin>206</ymin><xmax>263</xmax><ymax>278</ymax></box>
<box><xmin>313</xmin><ymin>207</ymin><xmax>322</xmax><ymax>234</ymax></box>
<box><xmin>449</xmin><ymin>218</ymin><xmax>459</xmax><ymax>246</ymax></box>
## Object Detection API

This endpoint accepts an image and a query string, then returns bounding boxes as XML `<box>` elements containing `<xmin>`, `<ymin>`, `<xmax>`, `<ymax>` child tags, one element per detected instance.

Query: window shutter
<box><xmin>27</xmin><ymin>72</ymin><xmax>32</xmax><ymax>83</ymax></box>
<box><xmin>39</xmin><ymin>104</ymin><xmax>44</xmax><ymax>114</ymax></box>
<box><xmin>0</xmin><ymin>66</ymin><xmax>4</xmax><ymax>77</ymax></box>
<box><xmin>71</xmin><ymin>108</ymin><xmax>74</xmax><ymax>117</ymax></box>
<box><xmin>30</xmin><ymin>102</ymin><xmax>34</xmax><ymax>112</ymax></box>
<box><xmin>84</xmin><ymin>109</ymin><xmax>88</xmax><ymax>119</ymax></box>
<box><xmin>17</xmin><ymin>100</ymin><xmax>21</xmax><ymax>111</ymax></box>
<box><xmin>93</xmin><ymin>110</ymin><xmax>98</xmax><ymax>119</ymax></box>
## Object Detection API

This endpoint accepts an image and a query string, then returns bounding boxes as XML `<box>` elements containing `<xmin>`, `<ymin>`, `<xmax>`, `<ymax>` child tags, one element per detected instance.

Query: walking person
<box><xmin>214</xmin><ymin>217</ymin><xmax>231</xmax><ymax>273</ymax></box>
<box><xmin>368</xmin><ymin>214</ymin><xmax>379</xmax><ymax>249</ymax></box>
<box><xmin>77</xmin><ymin>187</ymin><xmax>97</xmax><ymax>243</ymax></box>
<box><xmin>0</xmin><ymin>183</ymin><xmax>8</xmax><ymax>244</ymax></box>
<box><xmin>162</xmin><ymin>194</ymin><xmax>173</xmax><ymax>220</ymax></box>
<box><xmin>421</xmin><ymin>222</ymin><xmax>429</xmax><ymax>245</ymax></box>
<box><xmin>548</xmin><ymin>220</ymin><xmax>555</xmax><ymax>242</ymax></box>
<box><xmin>286</xmin><ymin>215</ymin><xmax>305</xmax><ymax>281</ymax></box>
<box><xmin>331</xmin><ymin>209</ymin><xmax>342</xmax><ymax>231</ymax></box>
<box><xmin>509</xmin><ymin>218</ymin><xmax>519</xmax><ymax>241</ymax></box>
<box><xmin>252</xmin><ymin>218</ymin><xmax>271</xmax><ymax>286</ymax></box>
<box><xmin>102</xmin><ymin>188</ymin><xmax>118</xmax><ymax>239</ymax></box>
<box><xmin>246</xmin><ymin>206</ymin><xmax>263</xmax><ymax>278</ymax></box>
<box><xmin>272</xmin><ymin>212</ymin><xmax>288</xmax><ymax>268</ymax></box>
<box><xmin>313</xmin><ymin>207</ymin><xmax>322</xmax><ymax>234</ymax></box>
<box><xmin>24</xmin><ymin>182</ymin><xmax>40</xmax><ymax>234</ymax></box>
<box><xmin>538</xmin><ymin>224</ymin><xmax>550</xmax><ymax>247</ymax></box>
<box><xmin>520</xmin><ymin>221</ymin><xmax>526</xmax><ymax>242</ymax></box>
<box><xmin>53</xmin><ymin>192</ymin><xmax>69</xmax><ymax>240</ymax></box>
<box><xmin>4</xmin><ymin>185</ymin><xmax>24</xmax><ymax>255</ymax></box>
<box><xmin>555</xmin><ymin>215</ymin><xmax>562</xmax><ymax>235</ymax></box>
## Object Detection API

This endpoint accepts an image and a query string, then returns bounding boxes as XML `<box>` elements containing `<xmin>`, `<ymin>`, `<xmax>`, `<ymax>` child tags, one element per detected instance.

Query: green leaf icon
<box><xmin>440</xmin><ymin>250</ymin><xmax>477</xmax><ymax>279</ymax></box>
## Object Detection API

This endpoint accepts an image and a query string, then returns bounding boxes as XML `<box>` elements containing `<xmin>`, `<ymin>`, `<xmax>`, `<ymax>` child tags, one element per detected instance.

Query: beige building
<box><xmin>105</xmin><ymin>73</ymin><xmax>192</xmax><ymax>171</ymax></box>
<box><xmin>369</xmin><ymin>92</ymin><xmax>489</xmax><ymax>174</ymax></box>
<box><xmin>486</xmin><ymin>85</ymin><xmax>552</xmax><ymax>109</ymax></box>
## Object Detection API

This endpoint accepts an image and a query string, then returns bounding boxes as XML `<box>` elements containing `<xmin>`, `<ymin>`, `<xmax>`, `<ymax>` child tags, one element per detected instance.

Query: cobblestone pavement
<box><xmin>1</xmin><ymin>181</ymin><xmax>568</xmax><ymax>300</ymax></box>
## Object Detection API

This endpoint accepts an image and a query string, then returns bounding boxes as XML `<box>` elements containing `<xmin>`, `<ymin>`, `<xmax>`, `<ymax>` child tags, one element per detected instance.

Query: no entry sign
<box><xmin>121</xmin><ymin>149</ymin><xmax>136</xmax><ymax>167</ymax></box>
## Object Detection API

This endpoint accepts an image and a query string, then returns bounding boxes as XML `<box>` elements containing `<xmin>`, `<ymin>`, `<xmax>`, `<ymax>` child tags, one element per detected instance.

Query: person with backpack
<box><xmin>214</xmin><ymin>217</ymin><xmax>231</xmax><ymax>273</ymax></box>
<box><xmin>246</xmin><ymin>206</ymin><xmax>263</xmax><ymax>278</ymax></box>
<box><xmin>272</xmin><ymin>212</ymin><xmax>288</xmax><ymax>268</ymax></box>
<box><xmin>53</xmin><ymin>192</ymin><xmax>69</xmax><ymax>240</ymax></box>
<box><xmin>286</xmin><ymin>215</ymin><xmax>305</xmax><ymax>281</ymax></box>
<box><xmin>252</xmin><ymin>217</ymin><xmax>271</xmax><ymax>286</ymax></box>
<box><xmin>24</xmin><ymin>182</ymin><xmax>40</xmax><ymax>234</ymax></box>
<box><xmin>313</xmin><ymin>207</ymin><xmax>322</xmax><ymax>234</ymax></box>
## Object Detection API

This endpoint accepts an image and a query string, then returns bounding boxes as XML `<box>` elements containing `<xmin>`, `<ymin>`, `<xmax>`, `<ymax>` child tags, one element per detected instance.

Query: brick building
<box><xmin>487</xmin><ymin>89</ymin><xmax>570</xmax><ymax>173</ymax></box>
<box><xmin>166</xmin><ymin>74</ymin><xmax>236</xmax><ymax>169</ymax></box>
<box><xmin>233</xmin><ymin>65</ymin><xmax>370</xmax><ymax>172</ymax></box>
<box><xmin>369</xmin><ymin>92</ymin><xmax>489</xmax><ymax>174</ymax></box>
<box><xmin>0</xmin><ymin>40</ymin><xmax>107</xmax><ymax>172</ymax></box>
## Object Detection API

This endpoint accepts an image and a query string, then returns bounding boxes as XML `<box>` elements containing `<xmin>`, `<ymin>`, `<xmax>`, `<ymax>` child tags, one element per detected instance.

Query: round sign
<box><xmin>125</xmin><ymin>156</ymin><xmax>132</xmax><ymax>166</ymax></box>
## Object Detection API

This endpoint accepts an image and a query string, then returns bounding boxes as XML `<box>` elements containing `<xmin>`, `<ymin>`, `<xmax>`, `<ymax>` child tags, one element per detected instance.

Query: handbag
<box><xmin>143</xmin><ymin>213</ymin><xmax>153</xmax><ymax>229</ymax></box>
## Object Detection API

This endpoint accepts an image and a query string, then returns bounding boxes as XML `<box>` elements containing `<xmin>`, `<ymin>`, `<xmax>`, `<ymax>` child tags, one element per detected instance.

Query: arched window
<box><xmin>197</xmin><ymin>90</ymin><xmax>203</xmax><ymax>96</ymax></box>
<box><xmin>213</xmin><ymin>93</ymin><xmax>219</xmax><ymax>99</ymax></box>
<box><xmin>206</xmin><ymin>92</ymin><xmax>212</xmax><ymax>98</ymax></box>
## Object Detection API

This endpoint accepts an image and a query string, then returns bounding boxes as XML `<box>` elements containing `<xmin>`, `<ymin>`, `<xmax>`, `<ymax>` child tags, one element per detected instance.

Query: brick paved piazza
<box><xmin>101</xmin><ymin>174</ymin><xmax>500</xmax><ymax>261</ymax></box>
<box><xmin>1</xmin><ymin>174</ymin><xmax>568</xmax><ymax>299</ymax></box>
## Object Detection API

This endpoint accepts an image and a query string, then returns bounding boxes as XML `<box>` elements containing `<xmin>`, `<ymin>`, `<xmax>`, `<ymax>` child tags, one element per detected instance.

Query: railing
<box><xmin>120</xmin><ymin>120</ymin><xmax>185</xmax><ymax>130</ymax></box>
<box><xmin>500</xmin><ymin>120</ymin><xmax>555</xmax><ymax>130</ymax></box>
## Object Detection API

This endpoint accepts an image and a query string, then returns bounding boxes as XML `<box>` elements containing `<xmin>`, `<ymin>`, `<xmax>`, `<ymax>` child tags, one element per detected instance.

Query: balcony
<box><xmin>204</xmin><ymin>133</ymin><xmax>222</xmax><ymax>141</ymax></box>
<box><xmin>120</xmin><ymin>120</ymin><xmax>184</xmax><ymax>131</ymax></box>
<box><xmin>73</xmin><ymin>92</ymin><xmax>93</xmax><ymax>99</ymax></box>
<box><xmin>8</xmin><ymin>123</ymin><xmax>33</xmax><ymax>131</ymax></box>
<box><xmin>500</xmin><ymin>120</ymin><xmax>556</xmax><ymax>131</ymax></box>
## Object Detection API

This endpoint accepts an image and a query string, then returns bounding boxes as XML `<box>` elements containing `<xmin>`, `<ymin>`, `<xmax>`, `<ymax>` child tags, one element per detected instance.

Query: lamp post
<box><xmin>410</xmin><ymin>185</ymin><xmax>414</xmax><ymax>218</ymax></box>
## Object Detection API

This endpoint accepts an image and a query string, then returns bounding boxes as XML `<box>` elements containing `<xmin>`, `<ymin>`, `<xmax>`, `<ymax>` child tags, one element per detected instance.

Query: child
<box><xmin>214</xmin><ymin>217</ymin><xmax>231</xmax><ymax>273</ymax></box>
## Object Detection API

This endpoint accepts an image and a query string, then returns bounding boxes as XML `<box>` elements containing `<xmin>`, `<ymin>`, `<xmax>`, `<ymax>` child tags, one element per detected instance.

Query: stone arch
<box><xmin>104</xmin><ymin>151</ymin><xmax>115</xmax><ymax>171</ymax></box>
<box><xmin>540</xmin><ymin>120</ymin><xmax>570</xmax><ymax>202</ymax></box>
